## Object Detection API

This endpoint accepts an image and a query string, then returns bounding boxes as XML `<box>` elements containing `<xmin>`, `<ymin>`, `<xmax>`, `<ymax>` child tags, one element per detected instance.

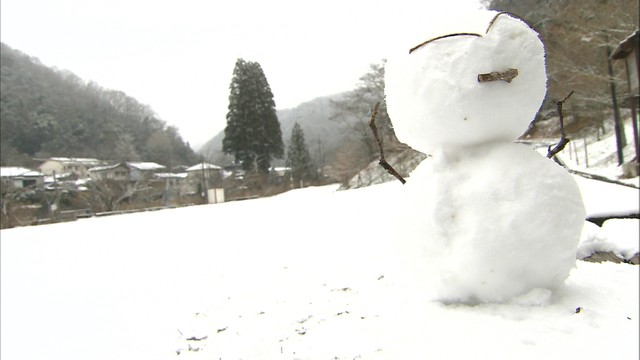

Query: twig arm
<box><xmin>547</xmin><ymin>90</ymin><xmax>574</xmax><ymax>159</ymax></box>
<box><xmin>368</xmin><ymin>102</ymin><xmax>406</xmax><ymax>184</ymax></box>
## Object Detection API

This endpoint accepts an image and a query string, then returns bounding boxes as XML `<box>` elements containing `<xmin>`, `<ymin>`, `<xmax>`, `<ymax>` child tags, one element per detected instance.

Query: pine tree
<box><xmin>286</xmin><ymin>122</ymin><xmax>315</xmax><ymax>187</ymax></box>
<box><xmin>222</xmin><ymin>58</ymin><xmax>284</xmax><ymax>175</ymax></box>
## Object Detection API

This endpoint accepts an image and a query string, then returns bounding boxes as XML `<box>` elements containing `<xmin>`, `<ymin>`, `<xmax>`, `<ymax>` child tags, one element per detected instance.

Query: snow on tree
<box><xmin>286</xmin><ymin>122</ymin><xmax>315</xmax><ymax>187</ymax></box>
<box><xmin>223</xmin><ymin>59</ymin><xmax>284</xmax><ymax>176</ymax></box>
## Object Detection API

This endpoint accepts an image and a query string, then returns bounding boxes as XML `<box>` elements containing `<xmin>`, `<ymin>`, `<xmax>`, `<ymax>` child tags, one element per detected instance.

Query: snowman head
<box><xmin>385</xmin><ymin>11</ymin><xmax>547</xmax><ymax>153</ymax></box>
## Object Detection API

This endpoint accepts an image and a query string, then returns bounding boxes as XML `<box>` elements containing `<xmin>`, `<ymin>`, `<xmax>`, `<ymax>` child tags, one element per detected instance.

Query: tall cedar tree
<box><xmin>286</xmin><ymin>122</ymin><xmax>315</xmax><ymax>186</ymax></box>
<box><xmin>223</xmin><ymin>59</ymin><xmax>284</xmax><ymax>174</ymax></box>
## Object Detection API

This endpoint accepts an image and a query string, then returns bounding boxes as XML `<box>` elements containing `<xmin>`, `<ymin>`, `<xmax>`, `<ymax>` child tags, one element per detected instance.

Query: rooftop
<box><xmin>0</xmin><ymin>167</ymin><xmax>44</xmax><ymax>177</ymax></box>
<box><xmin>186</xmin><ymin>163</ymin><xmax>222</xmax><ymax>172</ymax></box>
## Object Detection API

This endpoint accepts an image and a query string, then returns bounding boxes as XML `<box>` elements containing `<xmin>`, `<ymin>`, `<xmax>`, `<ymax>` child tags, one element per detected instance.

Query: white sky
<box><xmin>0</xmin><ymin>0</ymin><xmax>484</xmax><ymax>148</ymax></box>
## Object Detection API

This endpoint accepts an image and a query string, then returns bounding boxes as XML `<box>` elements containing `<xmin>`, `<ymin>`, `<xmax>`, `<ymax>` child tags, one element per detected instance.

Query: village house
<box><xmin>154</xmin><ymin>172</ymin><xmax>190</xmax><ymax>201</ymax></box>
<box><xmin>38</xmin><ymin>157</ymin><xmax>105</xmax><ymax>178</ymax></box>
<box><xmin>186</xmin><ymin>162</ymin><xmax>223</xmax><ymax>188</ymax></box>
<box><xmin>0</xmin><ymin>167</ymin><xmax>46</xmax><ymax>190</ymax></box>
<box><xmin>89</xmin><ymin>162</ymin><xmax>166</xmax><ymax>182</ymax></box>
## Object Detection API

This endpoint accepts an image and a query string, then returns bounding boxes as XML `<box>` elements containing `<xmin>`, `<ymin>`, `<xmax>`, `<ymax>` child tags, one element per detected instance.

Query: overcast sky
<box><xmin>1</xmin><ymin>0</ymin><xmax>484</xmax><ymax>148</ymax></box>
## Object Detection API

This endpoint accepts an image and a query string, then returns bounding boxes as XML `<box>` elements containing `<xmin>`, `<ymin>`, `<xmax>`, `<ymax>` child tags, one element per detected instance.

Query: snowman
<box><xmin>384</xmin><ymin>11</ymin><xmax>586</xmax><ymax>303</ymax></box>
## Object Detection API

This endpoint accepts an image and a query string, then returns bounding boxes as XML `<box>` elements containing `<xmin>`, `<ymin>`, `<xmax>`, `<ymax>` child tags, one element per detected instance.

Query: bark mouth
<box><xmin>477</xmin><ymin>68</ymin><xmax>519</xmax><ymax>83</ymax></box>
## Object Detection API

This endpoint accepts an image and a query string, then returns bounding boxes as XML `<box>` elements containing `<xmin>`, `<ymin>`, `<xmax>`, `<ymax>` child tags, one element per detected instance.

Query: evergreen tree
<box><xmin>286</xmin><ymin>122</ymin><xmax>315</xmax><ymax>187</ymax></box>
<box><xmin>223</xmin><ymin>58</ymin><xmax>284</xmax><ymax>175</ymax></box>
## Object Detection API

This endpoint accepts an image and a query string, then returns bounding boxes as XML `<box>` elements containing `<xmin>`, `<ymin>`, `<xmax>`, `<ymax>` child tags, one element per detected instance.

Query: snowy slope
<box><xmin>1</xmin><ymin>177</ymin><xmax>638</xmax><ymax>360</ymax></box>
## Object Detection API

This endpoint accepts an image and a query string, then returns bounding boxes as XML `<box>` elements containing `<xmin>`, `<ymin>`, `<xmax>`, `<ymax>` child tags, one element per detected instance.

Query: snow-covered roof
<box><xmin>186</xmin><ymin>163</ymin><xmax>222</xmax><ymax>172</ymax></box>
<box><xmin>45</xmin><ymin>157</ymin><xmax>102</xmax><ymax>165</ymax></box>
<box><xmin>88</xmin><ymin>162</ymin><xmax>167</xmax><ymax>172</ymax></box>
<box><xmin>155</xmin><ymin>172</ymin><xmax>188</xmax><ymax>179</ymax></box>
<box><xmin>1</xmin><ymin>167</ymin><xmax>31</xmax><ymax>177</ymax></box>
<box><xmin>611</xmin><ymin>29</ymin><xmax>639</xmax><ymax>59</ymax></box>
<box><xmin>22</xmin><ymin>170</ymin><xmax>45</xmax><ymax>177</ymax></box>
<box><xmin>0</xmin><ymin>167</ymin><xmax>44</xmax><ymax>177</ymax></box>
<box><xmin>127</xmin><ymin>162</ymin><xmax>166</xmax><ymax>171</ymax></box>
<box><xmin>88</xmin><ymin>163</ymin><xmax>123</xmax><ymax>172</ymax></box>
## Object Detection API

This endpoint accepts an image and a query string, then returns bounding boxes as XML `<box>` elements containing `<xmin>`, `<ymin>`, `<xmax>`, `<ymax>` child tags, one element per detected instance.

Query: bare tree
<box><xmin>82</xmin><ymin>179</ymin><xmax>157</xmax><ymax>212</ymax></box>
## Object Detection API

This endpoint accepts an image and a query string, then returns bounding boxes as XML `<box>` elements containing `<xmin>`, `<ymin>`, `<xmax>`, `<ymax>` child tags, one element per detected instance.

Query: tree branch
<box><xmin>409</xmin><ymin>33</ymin><xmax>482</xmax><ymax>54</ymax></box>
<box><xmin>368</xmin><ymin>102</ymin><xmax>406</xmax><ymax>184</ymax></box>
<box><xmin>547</xmin><ymin>90</ymin><xmax>575</xmax><ymax>159</ymax></box>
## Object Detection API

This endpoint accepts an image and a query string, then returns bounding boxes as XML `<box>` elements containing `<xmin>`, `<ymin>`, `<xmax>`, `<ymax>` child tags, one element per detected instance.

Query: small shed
<box><xmin>611</xmin><ymin>28</ymin><xmax>640</xmax><ymax>169</ymax></box>
<box><xmin>611</xmin><ymin>29</ymin><xmax>639</xmax><ymax>104</ymax></box>
<box><xmin>0</xmin><ymin>167</ymin><xmax>45</xmax><ymax>189</ymax></box>
<box><xmin>186</xmin><ymin>163</ymin><xmax>223</xmax><ymax>185</ymax></box>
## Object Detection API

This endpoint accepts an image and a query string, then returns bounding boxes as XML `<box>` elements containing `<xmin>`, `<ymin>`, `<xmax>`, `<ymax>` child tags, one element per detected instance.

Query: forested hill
<box><xmin>0</xmin><ymin>43</ymin><xmax>199</xmax><ymax>168</ymax></box>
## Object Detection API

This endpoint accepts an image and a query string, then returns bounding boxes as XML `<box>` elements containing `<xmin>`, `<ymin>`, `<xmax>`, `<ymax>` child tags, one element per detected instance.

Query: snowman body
<box><xmin>385</xmin><ymin>12</ymin><xmax>586</xmax><ymax>303</ymax></box>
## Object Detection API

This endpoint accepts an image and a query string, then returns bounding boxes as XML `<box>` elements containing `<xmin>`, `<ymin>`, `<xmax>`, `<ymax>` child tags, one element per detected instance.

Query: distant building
<box><xmin>186</xmin><ymin>163</ymin><xmax>223</xmax><ymax>187</ymax></box>
<box><xmin>154</xmin><ymin>172</ymin><xmax>189</xmax><ymax>204</ymax></box>
<box><xmin>88</xmin><ymin>162</ymin><xmax>166</xmax><ymax>182</ymax></box>
<box><xmin>0</xmin><ymin>167</ymin><xmax>45</xmax><ymax>189</ymax></box>
<box><xmin>38</xmin><ymin>157</ymin><xmax>105</xmax><ymax>178</ymax></box>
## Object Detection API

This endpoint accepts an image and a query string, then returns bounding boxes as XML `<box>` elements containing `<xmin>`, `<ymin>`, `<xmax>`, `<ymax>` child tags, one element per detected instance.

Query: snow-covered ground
<box><xmin>1</xmin><ymin>173</ymin><xmax>638</xmax><ymax>359</ymax></box>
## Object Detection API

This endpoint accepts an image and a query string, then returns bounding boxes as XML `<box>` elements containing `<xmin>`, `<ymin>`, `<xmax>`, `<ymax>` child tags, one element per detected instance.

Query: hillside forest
<box><xmin>0</xmin><ymin>43</ymin><xmax>199</xmax><ymax>169</ymax></box>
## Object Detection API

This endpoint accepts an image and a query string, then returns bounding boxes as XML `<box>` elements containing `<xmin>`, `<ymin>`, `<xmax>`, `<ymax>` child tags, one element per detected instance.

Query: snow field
<box><xmin>1</xmin><ymin>179</ymin><xmax>638</xmax><ymax>359</ymax></box>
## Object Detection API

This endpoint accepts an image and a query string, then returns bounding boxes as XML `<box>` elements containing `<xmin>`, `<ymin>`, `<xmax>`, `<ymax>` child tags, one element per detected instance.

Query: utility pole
<box><xmin>52</xmin><ymin>170</ymin><xmax>59</xmax><ymax>221</ymax></box>
<box><xmin>201</xmin><ymin>157</ymin><xmax>208</xmax><ymax>204</ymax></box>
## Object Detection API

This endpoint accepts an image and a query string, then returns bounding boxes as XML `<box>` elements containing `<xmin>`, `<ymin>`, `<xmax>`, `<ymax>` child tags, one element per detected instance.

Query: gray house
<box><xmin>0</xmin><ymin>167</ymin><xmax>46</xmax><ymax>189</ymax></box>
<box><xmin>89</xmin><ymin>162</ymin><xmax>166</xmax><ymax>182</ymax></box>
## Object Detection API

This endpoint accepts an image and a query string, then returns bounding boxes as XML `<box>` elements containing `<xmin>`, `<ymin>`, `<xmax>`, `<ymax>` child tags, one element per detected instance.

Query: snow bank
<box><xmin>579</xmin><ymin>219</ymin><xmax>640</xmax><ymax>261</ymax></box>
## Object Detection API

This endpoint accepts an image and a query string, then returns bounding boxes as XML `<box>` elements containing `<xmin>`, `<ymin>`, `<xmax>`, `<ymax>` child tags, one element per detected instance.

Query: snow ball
<box><xmin>510</xmin><ymin>288</ymin><xmax>553</xmax><ymax>306</ymax></box>
<box><xmin>385</xmin><ymin>11</ymin><xmax>547</xmax><ymax>153</ymax></box>
<box><xmin>395</xmin><ymin>143</ymin><xmax>586</xmax><ymax>303</ymax></box>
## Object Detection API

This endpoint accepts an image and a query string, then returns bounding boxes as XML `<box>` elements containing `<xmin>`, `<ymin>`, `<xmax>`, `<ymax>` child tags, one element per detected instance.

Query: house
<box><xmin>88</xmin><ymin>163</ymin><xmax>130</xmax><ymax>181</ymax></box>
<box><xmin>38</xmin><ymin>157</ymin><xmax>105</xmax><ymax>178</ymax></box>
<box><xmin>0</xmin><ymin>167</ymin><xmax>45</xmax><ymax>189</ymax></box>
<box><xmin>154</xmin><ymin>172</ymin><xmax>189</xmax><ymax>203</ymax></box>
<box><xmin>88</xmin><ymin>162</ymin><xmax>166</xmax><ymax>182</ymax></box>
<box><xmin>127</xmin><ymin>162</ymin><xmax>167</xmax><ymax>181</ymax></box>
<box><xmin>186</xmin><ymin>163</ymin><xmax>223</xmax><ymax>186</ymax></box>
